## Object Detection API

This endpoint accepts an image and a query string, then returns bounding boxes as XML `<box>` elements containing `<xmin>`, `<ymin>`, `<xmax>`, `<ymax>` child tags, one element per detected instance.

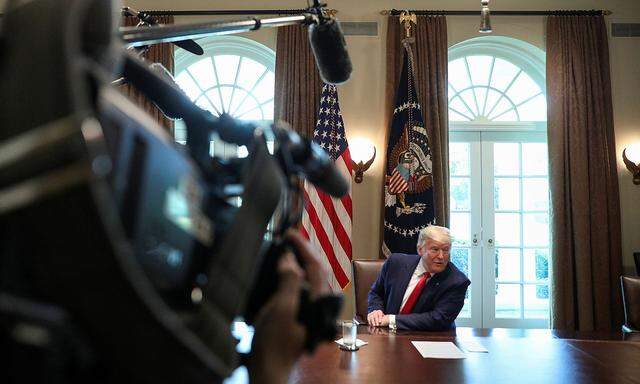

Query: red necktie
<box><xmin>399</xmin><ymin>272</ymin><xmax>431</xmax><ymax>314</ymax></box>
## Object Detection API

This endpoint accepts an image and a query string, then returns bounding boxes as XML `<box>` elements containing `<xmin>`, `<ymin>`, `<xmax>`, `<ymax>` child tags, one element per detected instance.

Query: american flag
<box><xmin>301</xmin><ymin>84</ymin><xmax>353</xmax><ymax>292</ymax></box>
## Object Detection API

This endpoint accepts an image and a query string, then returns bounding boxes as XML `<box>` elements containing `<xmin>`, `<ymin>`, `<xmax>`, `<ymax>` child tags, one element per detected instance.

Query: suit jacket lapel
<box><xmin>391</xmin><ymin>256</ymin><xmax>421</xmax><ymax>313</ymax></box>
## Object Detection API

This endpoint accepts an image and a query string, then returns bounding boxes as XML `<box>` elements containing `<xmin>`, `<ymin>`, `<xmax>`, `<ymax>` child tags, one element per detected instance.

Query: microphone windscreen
<box><xmin>279</xmin><ymin>127</ymin><xmax>349</xmax><ymax>197</ymax></box>
<box><xmin>308</xmin><ymin>160</ymin><xmax>350</xmax><ymax>198</ymax></box>
<box><xmin>300</xmin><ymin>141</ymin><xmax>350</xmax><ymax>198</ymax></box>
<box><xmin>308</xmin><ymin>18</ymin><xmax>353</xmax><ymax>85</ymax></box>
<box><xmin>215</xmin><ymin>113</ymin><xmax>257</xmax><ymax>147</ymax></box>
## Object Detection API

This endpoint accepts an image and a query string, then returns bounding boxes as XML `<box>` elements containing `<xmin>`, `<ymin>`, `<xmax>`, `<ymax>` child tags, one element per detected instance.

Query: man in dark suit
<box><xmin>367</xmin><ymin>226</ymin><xmax>470</xmax><ymax>331</ymax></box>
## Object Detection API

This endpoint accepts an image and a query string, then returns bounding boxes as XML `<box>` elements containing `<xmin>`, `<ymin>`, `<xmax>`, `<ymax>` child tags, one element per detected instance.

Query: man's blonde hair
<box><xmin>417</xmin><ymin>225</ymin><xmax>451</xmax><ymax>249</ymax></box>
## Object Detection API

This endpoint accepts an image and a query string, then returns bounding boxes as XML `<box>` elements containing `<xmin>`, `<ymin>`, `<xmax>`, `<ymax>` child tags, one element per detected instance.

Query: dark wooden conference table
<box><xmin>289</xmin><ymin>326</ymin><xmax>640</xmax><ymax>383</ymax></box>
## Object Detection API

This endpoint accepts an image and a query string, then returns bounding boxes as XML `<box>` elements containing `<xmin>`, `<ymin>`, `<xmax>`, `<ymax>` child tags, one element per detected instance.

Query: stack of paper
<box><xmin>410</xmin><ymin>341</ymin><xmax>466</xmax><ymax>359</ymax></box>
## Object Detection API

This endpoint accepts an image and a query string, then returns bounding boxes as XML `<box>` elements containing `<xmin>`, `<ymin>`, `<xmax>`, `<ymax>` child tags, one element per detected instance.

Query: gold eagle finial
<box><xmin>399</xmin><ymin>11</ymin><xmax>417</xmax><ymax>38</ymax></box>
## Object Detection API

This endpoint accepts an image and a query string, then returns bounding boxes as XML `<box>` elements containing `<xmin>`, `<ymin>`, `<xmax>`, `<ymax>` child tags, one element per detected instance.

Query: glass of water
<box><xmin>341</xmin><ymin>320</ymin><xmax>358</xmax><ymax>351</ymax></box>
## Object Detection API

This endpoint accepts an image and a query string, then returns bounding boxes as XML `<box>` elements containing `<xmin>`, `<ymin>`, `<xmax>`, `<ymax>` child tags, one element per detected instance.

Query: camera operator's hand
<box><xmin>248</xmin><ymin>230</ymin><xmax>330</xmax><ymax>384</ymax></box>
<box><xmin>285</xmin><ymin>230</ymin><xmax>331</xmax><ymax>299</ymax></box>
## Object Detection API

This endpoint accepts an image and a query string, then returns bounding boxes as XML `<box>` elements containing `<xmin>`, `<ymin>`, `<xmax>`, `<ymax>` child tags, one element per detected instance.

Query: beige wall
<box><xmin>610</xmin><ymin>15</ymin><xmax>640</xmax><ymax>277</ymax></box>
<box><xmin>6</xmin><ymin>0</ymin><xmax>634</xmax><ymax>317</ymax></box>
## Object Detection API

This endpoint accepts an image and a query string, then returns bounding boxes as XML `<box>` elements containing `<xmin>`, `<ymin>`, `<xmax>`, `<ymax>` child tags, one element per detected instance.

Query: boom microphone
<box><xmin>307</xmin><ymin>12</ymin><xmax>352</xmax><ymax>84</ymax></box>
<box><xmin>298</xmin><ymin>143</ymin><xmax>350</xmax><ymax>198</ymax></box>
<box><xmin>276</xmin><ymin>127</ymin><xmax>349</xmax><ymax>198</ymax></box>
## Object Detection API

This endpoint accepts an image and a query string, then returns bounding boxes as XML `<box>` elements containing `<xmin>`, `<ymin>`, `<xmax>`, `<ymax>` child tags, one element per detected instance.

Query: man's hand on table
<box><xmin>367</xmin><ymin>310</ymin><xmax>390</xmax><ymax>327</ymax></box>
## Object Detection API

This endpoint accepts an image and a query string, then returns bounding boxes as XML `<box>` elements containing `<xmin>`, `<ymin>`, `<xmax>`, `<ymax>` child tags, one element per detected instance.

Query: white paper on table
<box><xmin>334</xmin><ymin>338</ymin><xmax>368</xmax><ymax>348</ymax></box>
<box><xmin>410</xmin><ymin>341</ymin><xmax>466</xmax><ymax>359</ymax></box>
<box><xmin>457</xmin><ymin>339</ymin><xmax>489</xmax><ymax>353</ymax></box>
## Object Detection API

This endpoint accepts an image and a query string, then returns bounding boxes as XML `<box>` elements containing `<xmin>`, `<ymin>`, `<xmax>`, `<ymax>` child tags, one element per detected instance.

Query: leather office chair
<box><xmin>352</xmin><ymin>259</ymin><xmax>385</xmax><ymax>324</ymax></box>
<box><xmin>621</xmin><ymin>275</ymin><xmax>640</xmax><ymax>341</ymax></box>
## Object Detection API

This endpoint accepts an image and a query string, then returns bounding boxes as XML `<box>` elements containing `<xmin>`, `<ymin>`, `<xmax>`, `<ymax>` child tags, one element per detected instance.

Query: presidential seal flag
<box><xmin>301</xmin><ymin>84</ymin><xmax>353</xmax><ymax>292</ymax></box>
<box><xmin>383</xmin><ymin>42</ymin><xmax>436</xmax><ymax>257</ymax></box>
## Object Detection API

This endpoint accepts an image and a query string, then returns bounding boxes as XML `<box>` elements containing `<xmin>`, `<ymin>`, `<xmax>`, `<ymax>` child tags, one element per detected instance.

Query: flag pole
<box><xmin>398</xmin><ymin>11</ymin><xmax>417</xmax><ymax>72</ymax></box>
<box><xmin>382</xmin><ymin>10</ymin><xmax>437</xmax><ymax>257</ymax></box>
<box><xmin>398</xmin><ymin>11</ymin><xmax>418</xmax><ymax>131</ymax></box>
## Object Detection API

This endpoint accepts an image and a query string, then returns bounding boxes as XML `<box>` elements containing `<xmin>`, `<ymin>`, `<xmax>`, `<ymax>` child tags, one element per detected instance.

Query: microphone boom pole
<box><xmin>120</xmin><ymin>15</ymin><xmax>311</xmax><ymax>48</ymax></box>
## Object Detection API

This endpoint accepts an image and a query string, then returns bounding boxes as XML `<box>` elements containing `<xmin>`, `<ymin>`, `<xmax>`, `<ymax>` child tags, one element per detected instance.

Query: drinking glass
<box><xmin>341</xmin><ymin>320</ymin><xmax>358</xmax><ymax>351</ymax></box>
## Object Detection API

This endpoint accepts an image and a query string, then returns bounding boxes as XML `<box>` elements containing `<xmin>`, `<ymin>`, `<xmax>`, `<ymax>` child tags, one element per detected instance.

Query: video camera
<box><xmin>0</xmin><ymin>0</ymin><xmax>351</xmax><ymax>382</ymax></box>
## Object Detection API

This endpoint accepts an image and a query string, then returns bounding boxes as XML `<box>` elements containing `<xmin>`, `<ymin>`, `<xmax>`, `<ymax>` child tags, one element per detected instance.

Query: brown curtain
<box><xmin>547</xmin><ymin>15</ymin><xmax>623</xmax><ymax>332</ymax></box>
<box><xmin>274</xmin><ymin>25</ymin><xmax>323</xmax><ymax>138</ymax></box>
<box><xmin>385</xmin><ymin>16</ymin><xmax>449</xmax><ymax>227</ymax></box>
<box><xmin>121</xmin><ymin>16</ymin><xmax>175</xmax><ymax>134</ymax></box>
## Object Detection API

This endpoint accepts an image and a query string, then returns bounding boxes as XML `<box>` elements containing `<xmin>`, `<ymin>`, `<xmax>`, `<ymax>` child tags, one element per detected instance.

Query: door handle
<box><xmin>487</xmin><ymin>238</ymin><xmax>494</xmax><ymax>247</ymax></box>
<box><xmin>472</xmin><ymin>234</ymin><xmax>479</xmax><ymax>247</ymax></box>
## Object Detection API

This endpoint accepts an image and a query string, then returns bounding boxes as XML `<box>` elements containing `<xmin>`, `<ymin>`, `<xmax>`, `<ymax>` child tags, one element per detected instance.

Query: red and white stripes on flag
<box><xmin>300</xmin><ymin>84</ymin><xmax>353</xmax><ymax>292</ymax></box>
<box><xmin>388</xmin><ymin>167</ymin><xmax>409</xmax><ymax>194</ymax></box>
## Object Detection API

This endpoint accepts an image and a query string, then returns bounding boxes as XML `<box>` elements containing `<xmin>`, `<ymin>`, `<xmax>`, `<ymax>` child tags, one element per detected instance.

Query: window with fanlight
<box><xmin>447</xmin><ymin>36</ymin><xmax>550</xmax><ymax>329</ymax></box>
<box><xmin>447</xmin><ymin>36</ymin><xmax>547</xmax><ymax>124</ymax></box>
<box><xmin>173</xmin><ymin>36</ymin><xmax>275</xmax><ymax>158</ymax></box>
<box><xmin>448</xmin><ymin>56</ymin><xmax>546</xmax><ymax>122</ymax></box>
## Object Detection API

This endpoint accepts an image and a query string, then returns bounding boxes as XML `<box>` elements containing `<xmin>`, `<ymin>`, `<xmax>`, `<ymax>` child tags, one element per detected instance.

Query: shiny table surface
<box><xmin>289</xmin><ymin>326</ymin><xmax>640</xmax><ymax>384</ymax></box>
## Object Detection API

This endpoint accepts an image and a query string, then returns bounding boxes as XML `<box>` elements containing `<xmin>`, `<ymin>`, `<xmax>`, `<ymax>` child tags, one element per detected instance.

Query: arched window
<box><xmin>448</xmin><ymin>37</ymin><xmax>550</xmax><ymax>329</ymax></box>
<box><xmin>173</xmin><ymin>36</ymin><xmax>275</xmax><ymax>157</ymax></box>
<box><xmin>448</xmin><ymin>37</ymin><xmax>546</xmax><ymax>123</ymax></box>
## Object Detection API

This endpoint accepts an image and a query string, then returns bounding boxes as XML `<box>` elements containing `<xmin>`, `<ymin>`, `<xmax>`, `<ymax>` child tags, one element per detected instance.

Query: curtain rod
<box><xmin>381</xmin><ymin>9</ymin><xmax>612</xmax><ymax>16</ymax></box>
<box><xmin>139</xmin><ymin>9</ymin><xmax>338</xmax><ymax>16</ymax></box>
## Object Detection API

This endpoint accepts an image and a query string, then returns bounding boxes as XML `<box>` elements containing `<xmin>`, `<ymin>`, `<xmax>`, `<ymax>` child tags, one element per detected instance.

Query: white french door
<box><xmin>449</xmin><ymin>131</ymin><xmax>550</xmax><ymax>328</ymax></box>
